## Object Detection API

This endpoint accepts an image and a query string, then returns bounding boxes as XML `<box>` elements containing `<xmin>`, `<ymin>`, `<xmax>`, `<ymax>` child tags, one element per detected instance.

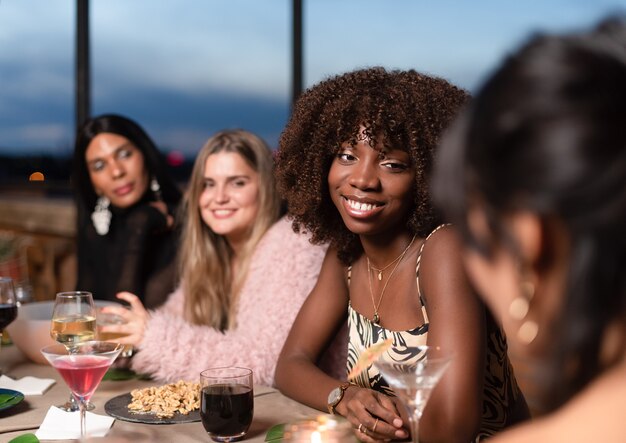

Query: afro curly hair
<box><xmin>276</xmin><ymin>67</ymin><xmax>469</xmax><ymax>264</ymax></box>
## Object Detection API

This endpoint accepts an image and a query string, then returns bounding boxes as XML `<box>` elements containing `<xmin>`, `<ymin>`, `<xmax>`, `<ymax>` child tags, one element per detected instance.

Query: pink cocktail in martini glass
<box><xmin>41</xmin><ymin>341</ymin><xmax>123</xmax><ymax>438</ymax></box>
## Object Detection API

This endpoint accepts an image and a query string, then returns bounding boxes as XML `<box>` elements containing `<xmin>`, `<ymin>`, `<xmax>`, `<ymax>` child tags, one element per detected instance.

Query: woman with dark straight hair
<box><xmin>433</xmin><ymin>16</ymin><xmax>626</xmax><ymax>442</ymax></box>
<box><xmin>73</xmin><ymin>114</ymin><xmax>181</xmax><ymax>308</ymax></box>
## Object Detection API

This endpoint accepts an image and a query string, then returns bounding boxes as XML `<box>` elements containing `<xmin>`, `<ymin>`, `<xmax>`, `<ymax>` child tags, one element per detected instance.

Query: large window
<box><xmin>304</xmin><ymin>0</ymin><xmax>620</xmax><ymax>92</ymax></box>
<box><xmin>0</xmin><ymin>0</ymin><xmax>624</xmax><ymax>187</ymax></box>
<box><xmin>91</xmin><ymin>0</ymin><xmax>290</xmax><ymax>157</ymax></box>
<box><xmin>0</xmin><ymin>2</ymin><xmax>74</xmax><ymax>154</ymax></box>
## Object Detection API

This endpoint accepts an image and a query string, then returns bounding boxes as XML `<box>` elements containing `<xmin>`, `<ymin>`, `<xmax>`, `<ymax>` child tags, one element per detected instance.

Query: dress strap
<box><xmin>415</xmin><ymin>224</ymin><xmax>451</xmax><ymax>324</ymax></box>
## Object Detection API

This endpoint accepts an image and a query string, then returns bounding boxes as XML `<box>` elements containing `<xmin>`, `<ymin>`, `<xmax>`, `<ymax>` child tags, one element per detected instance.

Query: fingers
<box><xmin>115</xmin><ymin>292</ymin><xmax>145</xmax><ymax>311</ymax></box>
<box><xmin>355</xmin><ymin>419</ymin><xmax>389</xmax><ymax>443</ymax></box>
<box><xmin>99</xmin><ymin>323</ymin><xmax>141</xmax><ymax>346</ymax></box>
<box><xmin>344</xmin><ymin>389</ymin><xmax>407</xmax><ymax>441</ymax></box>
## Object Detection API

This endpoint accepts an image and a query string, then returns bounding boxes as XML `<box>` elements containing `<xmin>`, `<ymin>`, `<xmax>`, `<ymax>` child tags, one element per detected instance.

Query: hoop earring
<box><xmin>150</xmin><ymin>178</ymin><xmax>162</xmax><ymax>201</ymax></box>
<box><xmin>91</xmin><ymin>196</ymin><xmax>111</xmax><ymax>235</ymax></box>
<box><xmin>509</xmin><ymin>273</ymin><xmax>539</xmax><ymax>345</ymax></box>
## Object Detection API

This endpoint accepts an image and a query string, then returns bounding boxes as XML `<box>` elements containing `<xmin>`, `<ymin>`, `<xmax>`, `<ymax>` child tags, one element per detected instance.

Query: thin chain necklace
<box><xmin>366</xmin><ymin>235</ymin><xmax>416</xmax><ymax>324</ymax></box>
<box><xmin>369</xmin><ymin>239</ymin><xmax>410</xmax><ymax>280</ymax></box>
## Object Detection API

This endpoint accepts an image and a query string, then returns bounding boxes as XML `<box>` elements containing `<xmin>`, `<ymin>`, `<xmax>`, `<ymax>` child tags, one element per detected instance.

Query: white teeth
<box><xmin>347</xmin><ymin>199</ymin><xmax>375</xmax><ymax>212</ymax></box>
<box><xmin>213</xmin><ymin>209</ymin><xmax>234</xmax><ymax>216</ymax></box>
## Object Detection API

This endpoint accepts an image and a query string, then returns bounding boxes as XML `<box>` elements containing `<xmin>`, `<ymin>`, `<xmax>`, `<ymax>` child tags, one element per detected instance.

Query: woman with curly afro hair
<box><xmin>274</xmin><ymin>67</ymin><xmax>530</xmax><ymax>442</ymax></box>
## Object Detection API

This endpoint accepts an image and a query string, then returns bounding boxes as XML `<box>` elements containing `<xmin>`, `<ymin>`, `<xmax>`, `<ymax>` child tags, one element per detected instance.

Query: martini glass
<box><xmin>41</xmin><ymin>341</ymin><xmax>123</xmax><ymax>438</ymax></box>
<box><xmin>374</xmin><ymin>346</ymin><xmax>452</xmax><ymax>443</ymax></box>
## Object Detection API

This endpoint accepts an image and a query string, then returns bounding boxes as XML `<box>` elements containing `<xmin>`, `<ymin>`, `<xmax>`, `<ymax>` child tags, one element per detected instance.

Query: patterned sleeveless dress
<box><xmin>346</xmin><ymin>225</ymin><xmax>527</xmax><ymax>441</ymax></box>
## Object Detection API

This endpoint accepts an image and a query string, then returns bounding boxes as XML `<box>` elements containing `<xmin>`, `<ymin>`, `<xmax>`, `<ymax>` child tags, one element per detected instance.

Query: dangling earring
<box><xmin>509</xmin><ymin>272</ymin><xmax>539</xmax><ymax>345</ymax></box>
<box><xmin>91</xmin><ymin>196</ymin><xmax>112</xmax><ymax>235</ymax></box>
<box><xmin>150</xmin><ymin>178</ymin><xmax>162</xmax><ymax>201</ymax></box>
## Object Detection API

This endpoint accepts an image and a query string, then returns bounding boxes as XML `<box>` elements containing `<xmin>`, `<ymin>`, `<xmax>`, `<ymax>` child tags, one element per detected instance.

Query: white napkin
<box><xmin>36</xmin><ymin>406</ymin><xmax>115</xmax><ymax>440</ymax></box>
<box><xmin>0</xmin><ymin>374</ymin><xmax>55</xmax><ymax>395</ymax></box>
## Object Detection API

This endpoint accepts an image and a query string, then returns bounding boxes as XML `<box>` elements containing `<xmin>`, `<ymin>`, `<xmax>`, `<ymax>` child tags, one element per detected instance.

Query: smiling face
<box><xmin>327</xmin><ymin>128</ymin><xmax>415</xmax><ymax>237</ymax></box>
<box><xmin>199</xmin><ymin>151</ymin><xmax>260</xmax><ymax>248</ymax></box>
<box><xmin>85</xmin><ymin>133</ymin><xmax>149</xmax><ymax>208</ymax></box>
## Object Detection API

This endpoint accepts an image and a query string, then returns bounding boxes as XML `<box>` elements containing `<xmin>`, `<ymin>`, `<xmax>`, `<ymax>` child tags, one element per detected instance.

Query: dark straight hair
<box><xmin>433</xmin><ymin>17</ymin><xmax>626</xmax><ymax>409</ymax></box>
<box><xmin>72</xmin><ymin>113</ymin><xmax>181</xmax><ymax>216</ymax></box>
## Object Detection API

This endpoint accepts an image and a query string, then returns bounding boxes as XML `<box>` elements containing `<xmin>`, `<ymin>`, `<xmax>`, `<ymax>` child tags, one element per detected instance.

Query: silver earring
<box><xmin>150</xmin><ymin>178</ymin><xmax>162</xmax><ymax>201</ymax></box>
<box><xmin>91</xmin><ymin>196</ymin><xmax>112</xmax><ymax>235</ymax></box>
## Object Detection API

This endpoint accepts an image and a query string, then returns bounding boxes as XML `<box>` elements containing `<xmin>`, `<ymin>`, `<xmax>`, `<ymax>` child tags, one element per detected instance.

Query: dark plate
<box><xmin>0</xmin><ymin>388</ymin><xmax>24</xmax><ymax>412</ymax></box>
<box><xmin>104</xmin><ymin>392</ymin><xmax>201</xmax><ymax>424</ymax></box>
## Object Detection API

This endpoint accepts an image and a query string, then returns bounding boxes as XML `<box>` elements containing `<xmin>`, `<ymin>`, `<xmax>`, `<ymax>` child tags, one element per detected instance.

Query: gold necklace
<box><xmin>368</xmin><ymin>235</ymin><xmax>417</xmax><ymax>281</ymax></box>
<box><xmin>366</xmin><ymin>235</ymin><xmax>416</xmax><ymax>324</ymax></box>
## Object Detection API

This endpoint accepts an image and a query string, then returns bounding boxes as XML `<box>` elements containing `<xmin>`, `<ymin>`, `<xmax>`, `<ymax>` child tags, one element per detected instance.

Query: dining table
<box><xmin>0</xmin><ymin>344</ymin><xmax>324</xmax><ymax>442</ymax></box>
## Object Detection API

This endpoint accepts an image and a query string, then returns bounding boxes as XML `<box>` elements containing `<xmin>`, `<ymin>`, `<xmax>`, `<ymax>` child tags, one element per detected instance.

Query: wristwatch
<box><xmin>327</xmin><ymin>382</ymin><xmax>351</xmax><ymax>415</ymax></box>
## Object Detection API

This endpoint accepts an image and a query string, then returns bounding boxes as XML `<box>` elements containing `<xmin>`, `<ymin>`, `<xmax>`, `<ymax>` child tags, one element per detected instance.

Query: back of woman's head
<box><xmin>434</xmin><ymin>16</ymin><xmax>626</xmax><ymax>406</ymax></box>
<box><xmin>181</xmin><ymin>129</ymin><xmax>280</xmax><ymax>329</ymax></box>
<box><xmin>73</xmin><ymin>114</ymin><xmax>181</xmax><ymax>212</ymax></box>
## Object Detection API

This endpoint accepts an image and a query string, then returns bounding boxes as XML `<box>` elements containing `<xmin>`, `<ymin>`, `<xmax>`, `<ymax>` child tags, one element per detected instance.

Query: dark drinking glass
<box><xmin>200</xmin><ymin>367</ymin><xmax>253</xmax><ymax>442</ymax></box>
<box><xmin>0</xmin><ymin>304</ymin><xmax>17</xmax><ymax>330</ymax></box>
<box><xmin>0</xmin><ymin>277</ymin><xmax>17</xmax><ymax>375</ymax></box>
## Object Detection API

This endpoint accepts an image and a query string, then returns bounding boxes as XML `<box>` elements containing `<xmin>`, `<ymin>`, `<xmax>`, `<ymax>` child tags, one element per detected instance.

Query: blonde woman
<box><xmin>101</xmin><ymin>129</ymin><xmax>329</xmax><ymax>385</ymax></box>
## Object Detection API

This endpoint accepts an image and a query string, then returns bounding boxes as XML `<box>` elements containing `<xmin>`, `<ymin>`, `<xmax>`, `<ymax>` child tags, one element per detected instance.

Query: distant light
<box><xmin>167</xmin><ymin>150</ymin><xmax>185</xmax><ymax>167</ymax></box>
<box><xmin>29</xmin><ymin>172</ymin><xmax>45</xmax><ymax>181</ymax></box>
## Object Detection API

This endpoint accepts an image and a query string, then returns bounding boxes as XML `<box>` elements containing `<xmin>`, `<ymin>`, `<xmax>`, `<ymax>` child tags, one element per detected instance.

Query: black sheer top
<box><xmin>75</xmin><ymin>199</ymin><xmax>179</xmax><ymax>309</ymax></box>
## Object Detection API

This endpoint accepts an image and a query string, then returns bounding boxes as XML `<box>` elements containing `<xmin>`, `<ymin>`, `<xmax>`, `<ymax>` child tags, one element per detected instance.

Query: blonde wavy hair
<box><xmin>179</xmin><ymin>129</ymin><xmax>281</xmax><ymax>329</ymax></box>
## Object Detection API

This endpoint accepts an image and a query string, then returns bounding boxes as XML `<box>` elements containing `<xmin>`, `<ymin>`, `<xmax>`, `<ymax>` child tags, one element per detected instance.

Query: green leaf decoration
<box><xmin>265</xmin><ymin>423</ymin><xmax>285</xmax><ymax>442</ymax></box>
<box><xmin>0</xmin><ymin>391</ymin><xmax>24</xmax><ymax>408</ymax></box>
<box><xmin>9</xmin><ymin>433</ymin><xmax>39</xmax><ymax>443</ymax></box>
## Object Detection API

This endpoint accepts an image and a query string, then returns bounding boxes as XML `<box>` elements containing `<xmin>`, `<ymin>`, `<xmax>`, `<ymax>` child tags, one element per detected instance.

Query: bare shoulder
<box><xmin>419</xmin><ymin>225</ymin><xmax>465</xmax><ymax>283</ymax></box>
<box><xmin>418</xmin><ymin>224</ymin><xmax>477</xmax><ymax>311</ymax></box>
<box><xmin>490</xmin><ymin>366</ymin><xmax>626</xmax><ymax>442</ymax></box>
<box><xmin>420</xmin><ymin>224</ymin><xmax>464</xmax><ymax>263</ymax></box>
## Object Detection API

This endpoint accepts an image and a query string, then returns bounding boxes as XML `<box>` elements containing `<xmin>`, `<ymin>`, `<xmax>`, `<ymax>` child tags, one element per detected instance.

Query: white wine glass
<box><xmin>0</xmin><ymin>277</ymin><xmax>18</xmax><ymax>374</ymax></box>
<box><xmin>50</xmin><ymin>291</ymin><xmax>97</xmax><ymax>411</ymax></box>
<box><xmin>374</xmin><ymin>346</ymin><xmax>452</xmax><ymax>443</ymax></box>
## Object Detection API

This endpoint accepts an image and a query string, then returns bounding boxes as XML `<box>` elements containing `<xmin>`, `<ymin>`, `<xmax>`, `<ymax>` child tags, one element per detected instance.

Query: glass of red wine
<box><xmin>200</xmin><ymin>367</ymin><xmax>254</xmax><ymax>442</ymax></box>
<box><xmin>0</xmin><ymin>277</ymin><xmax>18</xmax><ymax>371</ymax></box>
<box><xmin>41</xmin><ymin>341</ymin><xmax>123</xmax><ymax>438</ymax></box>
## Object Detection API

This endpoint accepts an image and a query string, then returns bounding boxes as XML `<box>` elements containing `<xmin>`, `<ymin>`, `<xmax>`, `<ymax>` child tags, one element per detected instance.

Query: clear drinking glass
<box><xmin>0</xmin><ymin>277</ymin><xmax>18</xmax><ymax>373</ymax></box>
<box><xmin>200</xmin><ymin>367</ymin><xmax>254</xmax><ymax>442</ymax></box>
<box><xmin>41</xmin><ymin>341</ymin><xmax>122</xmax><ymax>438</ymax></box>
<box><xmin>96</xmin><ymin>311</ymin><xmax>133</xmax><ymax>358</ymax></box>
<box><xmin>374</xmin><ymin>346</ymin><xmax>452</xmax><ymax>443</ymax></box>
<box><xmin>14</xmin><ymin>279</ymin><xmax>33</xmax><ymax>306</ymax></box>
<box><xmin>50</xmin><ymin>291</ymin><xmax>97</xmax><ymax>411</ymax></box>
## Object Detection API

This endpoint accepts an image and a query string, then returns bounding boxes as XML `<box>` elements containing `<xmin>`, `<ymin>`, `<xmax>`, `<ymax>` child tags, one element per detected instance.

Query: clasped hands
<box><xmin>337</xmin><ymin>385</ymin><xmax>409</xmax><ymax>442</ymax></box>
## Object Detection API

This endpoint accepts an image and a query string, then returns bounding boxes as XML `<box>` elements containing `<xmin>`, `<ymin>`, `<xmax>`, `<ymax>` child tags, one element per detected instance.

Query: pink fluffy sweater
<box><xmin>130</xmin><ymin>216</ymin><xmax>330</xmax><ymax>386</ymax></box>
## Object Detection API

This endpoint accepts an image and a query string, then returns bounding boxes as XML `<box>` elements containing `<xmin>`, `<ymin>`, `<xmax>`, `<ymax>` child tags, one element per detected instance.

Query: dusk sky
<box><xmin>1</xmin><ymin>0</ymin><xmax>624</xmax><ymax>157</ymax></box>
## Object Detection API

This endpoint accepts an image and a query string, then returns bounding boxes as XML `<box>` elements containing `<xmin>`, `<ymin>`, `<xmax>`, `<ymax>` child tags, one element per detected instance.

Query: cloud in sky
<box><xmin>0</xmin><ymin>0</ymin><xmax>625</xmax><ymax>155</ymax></box>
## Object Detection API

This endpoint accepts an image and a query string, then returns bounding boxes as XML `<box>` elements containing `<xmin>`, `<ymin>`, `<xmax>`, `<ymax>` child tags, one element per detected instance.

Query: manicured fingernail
<box><xmin>393</xmin><ymin>418</ymin><xmax>403</xmax><ymax>428</ymax></box>
<box><xmin>395</xmin><ymin>429</ymin><xmax>408</xmax><ymax>438</ymax></box>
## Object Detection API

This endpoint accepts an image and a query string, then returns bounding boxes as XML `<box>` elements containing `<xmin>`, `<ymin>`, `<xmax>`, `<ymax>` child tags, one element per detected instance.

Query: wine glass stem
<box><xmin>410</xmin><ymin>416</ymin><xmax>420</xmax><ymax>443</ymax></box>
<box><xmin>79</xmin><ymin>398</ymin><xmax>87</xmax><ymax>437</ymax></box>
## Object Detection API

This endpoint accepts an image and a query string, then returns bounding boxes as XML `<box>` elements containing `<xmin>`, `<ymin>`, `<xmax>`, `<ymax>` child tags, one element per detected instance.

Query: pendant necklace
<box><xmin>366</xmin><ymin>235</ymin><xmax>416</xmax><ymax>324</ymax></box>
<box><xmin>368</xmin><ymin>235</ymin><xmax>416</xmax><ymax>281</ymax></box>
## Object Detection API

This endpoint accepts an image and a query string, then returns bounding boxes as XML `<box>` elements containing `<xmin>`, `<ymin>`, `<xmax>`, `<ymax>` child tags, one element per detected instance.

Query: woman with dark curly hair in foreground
<box><xmin>274</xmin><ymin>67</ymin><xmax>530</xmax><ymax>442</ymax></box>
